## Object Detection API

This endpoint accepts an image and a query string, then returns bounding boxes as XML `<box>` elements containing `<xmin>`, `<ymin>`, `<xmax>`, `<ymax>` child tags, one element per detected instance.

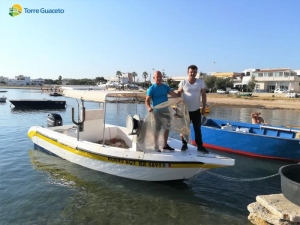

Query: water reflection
<box><xmin>29</xmin><ymin>150</ymin><xmax>248</xmax><ymax>225</ymax></box>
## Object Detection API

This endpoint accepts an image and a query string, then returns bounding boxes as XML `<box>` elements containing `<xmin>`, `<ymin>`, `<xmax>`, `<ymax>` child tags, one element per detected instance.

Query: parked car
<box><xmin>274</xmin><ymin>88</ymin><xmax>288</xmax><ymax>93</ymax></box>
<box><xmin>253</xmin><ymin>89</ymin><xmax>267</xmax><ymax>93</ymax></box>
<box><xmin>229</xmin><ymin>89</ymin><xmax>239</xmax><ymax>94</ymax></box>
<box><xmin>216</xmin><ymin>89</ymin><xmax>226</xmax><ymax>94</ymax></box>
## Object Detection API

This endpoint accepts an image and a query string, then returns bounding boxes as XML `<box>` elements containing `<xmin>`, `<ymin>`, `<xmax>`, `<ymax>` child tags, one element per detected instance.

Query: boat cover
<box><xmin>137</xmin><ymin>98</ymin><xmax>190</xmax><ymax>151</ymax></box>
<box><xmin>63</xmin><ymin>90</ymin><xmax>146</xmax><ymax>102</ymax></box>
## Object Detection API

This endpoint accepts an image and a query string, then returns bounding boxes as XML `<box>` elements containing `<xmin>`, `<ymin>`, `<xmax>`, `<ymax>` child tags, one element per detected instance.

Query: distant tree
<box><xmin>57</xmin><ymin>75</ymin><xmax>62</xmax><ymax>85</ymax></box>
<box><xmin>116</xmin><ymin>71</ymin><xmax>122</xmax><ymax>86</ymax></box>
<box><xmin>132</xmin><ymin>72</ymin><xmax>137</xmax><ymax>84</ymax></box>
<box><xmin>204</xmin><ymin>76</ymin><xmax>216</xmax><ymax>91</ymax></box>
<box><xmin>95</xmin><ymin>77</ymin><xmax>107</xmax><ymax>84</ymax></box>
<box><xmin>214</xmin><ymin>77</ymin><xmax>233</xmax><ymax>90</ymax></box>
<box><xmin>224</xmin><ymin>78</ymin><xmax>234</xmax><ymax>89</ymax></box>
<box><xmin>246</xmin><ymin>76</ymin><xmax>256</xmax><ymax>92</ymax></box>
<box><xmin>44</xmin><ymin>79</ymin><xmax>55</xmax><ymax>84</ymax></box>
<box><xmin>142</xmin><ymin>72</ymin><xmax>148</xmax><ymax>87</ymax></box>
<box><xmin>162</xmin><ymin>71</ymin><xmax>167</xmax><ymax>82</ymax></box>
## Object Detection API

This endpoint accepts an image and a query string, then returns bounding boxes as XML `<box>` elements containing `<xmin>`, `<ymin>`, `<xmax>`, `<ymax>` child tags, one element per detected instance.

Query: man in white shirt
<box><xmin>177</xmin><ymin>65</ymin><xmax>209</xmax><ymax>153</ymax></box>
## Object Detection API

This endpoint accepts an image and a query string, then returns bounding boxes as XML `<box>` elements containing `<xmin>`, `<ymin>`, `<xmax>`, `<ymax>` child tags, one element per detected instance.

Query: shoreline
<box><xmin>207</xmin><ymin>93</ymin><xmax>300</xmax><ymax>110</ymax></box>
<box><xmin>1</xmin><ymin>86</ymin><xmax>300</xmax><ymax>110</ymax></box>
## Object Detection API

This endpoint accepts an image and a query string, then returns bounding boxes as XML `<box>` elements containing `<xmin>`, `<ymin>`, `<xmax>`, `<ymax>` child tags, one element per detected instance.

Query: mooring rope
<box><xmin>187</xmin><ymin>170</ymin><xmax>279</xmax><ymax>183</ymax></box>
<box><xmin>203</xmin><ymin>171</ymin><xmax>279</xmax><ymax>182</ymax></box>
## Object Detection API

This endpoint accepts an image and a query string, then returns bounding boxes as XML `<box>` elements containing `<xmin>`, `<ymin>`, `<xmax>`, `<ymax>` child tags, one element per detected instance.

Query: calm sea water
<box><xmin>0</xmin><ymin>89</ymin><xmax>299</xmax><ymax>225</ymax></box>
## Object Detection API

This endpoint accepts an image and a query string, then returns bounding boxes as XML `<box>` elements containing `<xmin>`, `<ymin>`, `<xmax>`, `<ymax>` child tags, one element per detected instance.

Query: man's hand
<box><xmin>148</xmin><ymin>107</ymin><xmax>153</xmax><ymax>112</ymax></box>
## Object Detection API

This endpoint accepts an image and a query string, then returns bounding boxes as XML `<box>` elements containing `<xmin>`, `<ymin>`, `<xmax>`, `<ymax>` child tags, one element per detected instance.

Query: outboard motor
<box><xmin>47</xmin><ymin>113</ymin><xmax>63</xmax><ymax>127</ymax></box>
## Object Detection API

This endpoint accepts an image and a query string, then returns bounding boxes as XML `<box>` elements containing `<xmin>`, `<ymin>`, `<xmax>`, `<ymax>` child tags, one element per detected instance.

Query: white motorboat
<box><xmin>0</xmin><ymin>96</ymin><xmax>7</xmax><ymax>103</ymax></box>
<box><xmin>28</xmin><ymin>90</ymin><xmax>234</xmax><ymax>181</ymax></box>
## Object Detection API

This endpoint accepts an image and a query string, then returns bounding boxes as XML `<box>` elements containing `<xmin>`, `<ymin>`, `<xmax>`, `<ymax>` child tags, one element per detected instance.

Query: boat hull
<box><xmin>10</xmin><ymin>100</ymin><xmax>66</xmax><ymax>109</ymax></box>
<box><xmin>32</xmin><ymin>139</ymin><xmax>207</xmax><ymax>181</ymax></box>
<box><xmin>28</xmin><ymin>126</ymin><xmax>233</xmax><ymax>181</ymax></box>
<box><xmin>191</xmin><ymin>119</ymin><xmax>300</xmax><ymax>162</ymax></box>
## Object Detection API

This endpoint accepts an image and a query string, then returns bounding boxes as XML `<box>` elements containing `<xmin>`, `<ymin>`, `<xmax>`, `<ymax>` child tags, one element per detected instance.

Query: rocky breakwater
<box><xmin>247</xmin><ymin>194</ymin><xmax>300</xmax><ymax>225</ymax></box>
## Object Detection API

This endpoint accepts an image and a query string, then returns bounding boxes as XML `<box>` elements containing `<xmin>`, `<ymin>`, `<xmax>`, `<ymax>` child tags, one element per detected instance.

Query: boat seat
<box><xmin>279</xmin><ymin>132</ymin><xmax>294</xmax><ymax>139</ymax></box>
<box><xmin>264</xmin><ymin>129</ymin><xmax>278</xmax><ymax>137</ymax></box>
<box><xmin>251</xmin><ymin>128</ymin><xmax>264</xmax><ymax>135</ymax></box>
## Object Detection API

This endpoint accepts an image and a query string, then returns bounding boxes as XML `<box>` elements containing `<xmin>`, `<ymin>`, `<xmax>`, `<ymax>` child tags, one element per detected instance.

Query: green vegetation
<box><xmin>204</xmin><ymin>75</ymin><xmax>257</xmax><ymax>92</ymax></box>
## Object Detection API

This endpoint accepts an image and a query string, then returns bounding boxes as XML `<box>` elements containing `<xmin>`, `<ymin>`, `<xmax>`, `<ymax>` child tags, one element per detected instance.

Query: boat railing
<box><xmin>260</xmin><ymin>125</ymin><xmax>300</xmax><ymax>133</ymax></box>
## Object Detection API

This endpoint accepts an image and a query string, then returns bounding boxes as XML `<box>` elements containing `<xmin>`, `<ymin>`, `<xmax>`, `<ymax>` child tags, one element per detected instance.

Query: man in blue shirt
<box><xmin>145</xmin><ymin>71</ymin><xmax>178</xmax><ymax>152</ymax></box>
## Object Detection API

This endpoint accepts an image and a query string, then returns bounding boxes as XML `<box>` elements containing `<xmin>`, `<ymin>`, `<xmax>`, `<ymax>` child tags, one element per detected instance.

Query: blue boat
<box><xmin>190</xmin><ymin>119</ymin><xmax>300</xmax><ymax>162</ymax></box>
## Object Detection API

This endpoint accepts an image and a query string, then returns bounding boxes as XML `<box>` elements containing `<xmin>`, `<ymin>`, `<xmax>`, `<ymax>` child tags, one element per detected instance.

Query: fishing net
<box><xmin>137</xmin><ymin>98</ymin><xmax>190</xmax><ymax>152</ymax></box>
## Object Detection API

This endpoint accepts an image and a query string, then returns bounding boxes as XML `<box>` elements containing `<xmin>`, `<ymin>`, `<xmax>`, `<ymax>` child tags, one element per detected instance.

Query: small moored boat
<box><xmin>28</xmin><ymin>90</ymin><xmax>234</xmax><ymax>181</ymax></box>
<box><xmin>9</xmin><ymin>99</ymin><xmax>66</xmax><ymax>109</ymax></box>
<box><xmin>49</xmin><ymin>92</ymin><xmax>63</xmax><ymax>97</ymax></box>
<box><xmin>191</xmin><ymin>118</ymin><xmax>300</xmax><ymax>162</ymax></box>
<box><xmin>200</xmin><ymin>104</ymin><xmax>210</xmax><ymax>114</ymax></box>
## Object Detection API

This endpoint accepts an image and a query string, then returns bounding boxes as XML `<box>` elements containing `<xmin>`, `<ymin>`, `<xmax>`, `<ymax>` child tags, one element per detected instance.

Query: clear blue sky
<box><xmin>1</xmin><ymin>0</ymin><xmax>299</xmax><ymax>81</ymax></box>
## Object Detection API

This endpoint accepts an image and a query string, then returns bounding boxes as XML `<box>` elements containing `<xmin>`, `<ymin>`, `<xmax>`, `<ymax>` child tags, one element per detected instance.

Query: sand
<box><xmin>207</xmin><ymin>93</ymin><xmax>300</xmax><ymax>110</ymax></box>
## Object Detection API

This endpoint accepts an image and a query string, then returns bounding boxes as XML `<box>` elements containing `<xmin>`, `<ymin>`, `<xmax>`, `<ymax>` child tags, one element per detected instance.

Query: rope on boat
<box><xmin>204</xmin><ymin>171</ymin><xmax>279</xmax><ymax>182</ymax></box>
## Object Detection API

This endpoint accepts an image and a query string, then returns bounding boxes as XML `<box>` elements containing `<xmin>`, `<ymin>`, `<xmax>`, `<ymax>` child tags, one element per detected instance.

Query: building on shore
<box><xmin>252</xmin><ymin>68</ymin><xmax>299</xmax><ymax>92</ymax></box>
<box><xmin>0</xmin><ymin>76</ymin><xmax>9</xmax><ymax>84</ymax></box>
<box><xmin>8</xmin><ymin>75</ymin><xmax>31</xmax><ymax>85</ymax></box>
<box><xmin>31</xmin><ymin>78</ymin><xmax>45</xmax><ymax>86</ymax></box>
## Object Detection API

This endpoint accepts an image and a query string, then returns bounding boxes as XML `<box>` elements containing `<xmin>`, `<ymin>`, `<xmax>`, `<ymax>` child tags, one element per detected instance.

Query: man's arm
<box><xmin>201</xmin><ymin>88</ymin><xmax>207</xmax><ymax>115</ymax></box>
<box><xmin>145</xmin><ymin>96</ymin><xmax>153</xmax><ymax>112</ymax></box>
<box><xmin>168</xmin><ymin>89</ymin><xmax>180</xmax><ymax>98</ymax></box>
<box><xmin>177</xmin><ymin>87</ymin><xmax>183</xmax><ymax>97</ymax></box>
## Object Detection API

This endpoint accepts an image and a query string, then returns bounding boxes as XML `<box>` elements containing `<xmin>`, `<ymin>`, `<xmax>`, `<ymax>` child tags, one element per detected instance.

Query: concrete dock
<box><xmin>247</xmin><ymin>194</ymin><xmax>300</xmax><ymax>225</ymax></box>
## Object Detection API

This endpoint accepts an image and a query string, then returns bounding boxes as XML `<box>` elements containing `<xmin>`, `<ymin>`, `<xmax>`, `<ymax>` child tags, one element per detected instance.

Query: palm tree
<box><xmin>162</xmin><ymin>70</ymin><xmax>167</xmax><ymax>82</ymax></box>
<box><xmin>131</xmin><ymin>72</ymin><xmax>137</xmax><ymax>84</ymax></box>
<box><xmin>142</xmin><ymin>72</ymin><xmax>148</xmax><ymax>87</ymax></box>
<box><xmin>116</xmin><ymin>71</ymin><xmax>122</xmax><ymax>89</ymax></box>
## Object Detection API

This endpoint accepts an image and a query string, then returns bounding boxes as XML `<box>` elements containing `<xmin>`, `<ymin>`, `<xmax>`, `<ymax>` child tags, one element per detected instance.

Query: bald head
<box><xmin>153</xmin><ymin>70</ymin><xmax>162</xmax><ymax>85</ymax></box>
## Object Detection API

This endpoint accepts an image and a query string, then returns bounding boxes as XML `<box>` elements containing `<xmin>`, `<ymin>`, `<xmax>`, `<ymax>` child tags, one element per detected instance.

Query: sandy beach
<box><xmin>1</xmin><ymin>86</ymin><xmax>299</xmax><ymax>110</ymax></box>
<box><xmin>207</xmin><ymin>93</ymin><xmax>300</xmax><ymax>110</ymax></box>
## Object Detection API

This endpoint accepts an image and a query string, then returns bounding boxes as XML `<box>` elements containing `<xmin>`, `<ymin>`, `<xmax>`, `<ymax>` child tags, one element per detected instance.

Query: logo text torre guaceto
<box><xmin>24</xmin><ymin>8</ymin><xmax>64</xmax><ymax>14</ymax></box>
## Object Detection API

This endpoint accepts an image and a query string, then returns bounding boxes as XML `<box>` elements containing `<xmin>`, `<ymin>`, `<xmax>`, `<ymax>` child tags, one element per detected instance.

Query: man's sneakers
<box><xmin>154</xmin><ymin>144</ymin><xmax>208</xmax><ymax>153</ymax></box>
<box><xmin>181</xmin><ymin>137</ymin><xmax>188</xmax><ymax>151</ymax></box>
<box><xmin>155</xmin><ymin>144</ymin><xmax>174</xmax><ymax>152</ymax></box>
<box><xmin>163</xmin><ymin>144</ymin><xmax>175</xmax><ymax>151</ymax></box>
<box><xmin>154</xmin><ymin>145</ymin><xmax>161</xmax><ymax>152</ymax></box>
<box><xmin>197</xmin><ymin>146</ymin><xmax>209</xmax><ymax>154</ymax></box>
<box><xmin>181</xmin><ymin>144</ymin><xmax>188</xmax><ymax>151</ymax></box>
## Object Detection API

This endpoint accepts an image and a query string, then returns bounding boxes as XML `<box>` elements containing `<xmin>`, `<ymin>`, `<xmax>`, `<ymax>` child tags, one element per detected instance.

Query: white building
<box><xmin>252</xmin><ymin>68</ymin><xmax>299</xmax><ymax>92</ymax></box>
<box><xmin>106</xmin><ymin>73</ymin><xmax>133</xmax><ymax>84</ymax></box>
<box><xmin>171</xmin><ymin>72</ymin><xmax>206</xmax><ymax>82</ymax></box>
<box><xmin>8</xmin><ymin>75</ymin><xmax>31</xmax><ymax>85</ymax></box>
<box><xmin>31</xmin><ymin>78</ymin><xmax>45</xmax><ymax>86</ymax></box>
<box><xmin>0</xmin><ymin>76</ymin><xmax>9</xmax><ymax>84</ymax></box>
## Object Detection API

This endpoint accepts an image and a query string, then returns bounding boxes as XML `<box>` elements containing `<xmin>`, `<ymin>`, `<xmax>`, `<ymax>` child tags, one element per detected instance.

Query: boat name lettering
<box><xmin>107</xmin><ymin>157</ymin><xmax>171</xmax><ymax>167</ymax></box>
<box><xmin>139</xmin><ymin>161</ymin><xmax>147</xmax><ymax>167</ymax></box>
<box><xmin>107</xmin><ymin>157</ymin><xmax>125</xmax><ymax>163</ymax></box>
<box><xmin>148</xmin><ymin>162</ymin><xmax>161</xmax><ymax>167</ymax></box>
<box><xmin>107</xmin><ymin>157</ymin><xmax>136</xmax><ymax>165</ymax></box>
